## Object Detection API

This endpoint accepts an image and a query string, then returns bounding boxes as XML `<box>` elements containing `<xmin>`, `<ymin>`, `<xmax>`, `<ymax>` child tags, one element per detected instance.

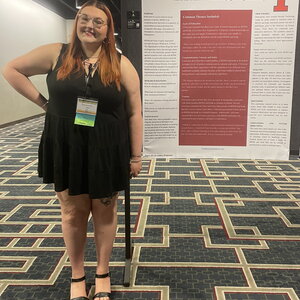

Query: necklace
<box><xmin>83</xmin><ymin>57</ymin><xmax>99</xmax><ymax>67</ymax></box>
<box><xmin>83</xmin><ymin>60</ymin><xmax>98</xmax><ymax>67</ymax></box>
<box><xmin>83</xmin><ymin>60</ymin><xmax>99</xmax><ymax>78</ymax></box>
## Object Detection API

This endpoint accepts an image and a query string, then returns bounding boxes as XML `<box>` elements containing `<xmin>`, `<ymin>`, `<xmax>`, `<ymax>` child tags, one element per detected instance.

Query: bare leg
<box><xmin>56</xmin><ymin>190</ymin><xmax>91</xmax><ymax>299</ymax></box>
<box><xmin>92</xmin><ymin>193</ymin><xmax>118</xmax><ymax>300</ymax></box>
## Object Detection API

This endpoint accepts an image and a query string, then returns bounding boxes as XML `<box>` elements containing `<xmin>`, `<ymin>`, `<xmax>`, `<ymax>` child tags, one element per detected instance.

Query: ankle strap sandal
<box><xmin>93</xmin><ymin>273</ymin><xmax>111</xmax><ymax>299</ymax></box>
<box><xmin>70</xmin><ymin>276</ymin><xmax>89</xmax><ymax>300</ymax></box>
<box><xmin>95</xmin><ymin>272</ymin><xmax>110</xmax><ymax>279</ymax></box>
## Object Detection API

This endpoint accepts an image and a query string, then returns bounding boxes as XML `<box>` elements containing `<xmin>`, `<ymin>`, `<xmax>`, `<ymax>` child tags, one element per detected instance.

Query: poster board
<box><xmin>142</xmin><ymin>0</ymin><xmax>299</xmax><ymax>159</ymax></box>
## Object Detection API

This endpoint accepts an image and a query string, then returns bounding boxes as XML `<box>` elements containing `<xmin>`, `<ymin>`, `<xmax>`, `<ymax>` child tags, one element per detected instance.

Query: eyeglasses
<box><xmin>78</xmin><ymin>13</ymin><xmax>107</xmax><ymax>28</ymax></box>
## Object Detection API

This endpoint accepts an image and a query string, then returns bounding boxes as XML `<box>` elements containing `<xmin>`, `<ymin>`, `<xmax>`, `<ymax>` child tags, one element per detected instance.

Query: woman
<box><xmin>2</xmin><ymin>1</ymin><xmax>143</xmax><ymax>299</ymax></box>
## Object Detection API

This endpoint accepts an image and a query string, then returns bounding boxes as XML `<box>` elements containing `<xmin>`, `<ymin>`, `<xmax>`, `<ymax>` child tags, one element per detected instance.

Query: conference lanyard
<box><xmin>74</xmin><ymin>63</ymin><xmax>99</xmax><ymax>127</ymax></box>
<box><xmin>85</xmin><ymin>63</ymin><xmax>93</xmax><ymax>98</ymax></box>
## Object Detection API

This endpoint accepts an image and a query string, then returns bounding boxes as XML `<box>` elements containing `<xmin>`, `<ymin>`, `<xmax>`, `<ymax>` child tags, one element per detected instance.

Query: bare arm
<box><xmin>121</xmin><ymin>55</ymin><xmax>143</xmax><ymax>177</ymax></box>
<box><xmin>2</xmin><ymin>43</ymin><xmax>62</xmax><ymax>110</ymax></box>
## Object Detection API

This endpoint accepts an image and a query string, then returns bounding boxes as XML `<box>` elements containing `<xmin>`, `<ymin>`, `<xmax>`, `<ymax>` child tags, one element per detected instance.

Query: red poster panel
<box><xmin>179</xmin><ymin>10</ymin><xmax>252</xmax><ymax>146</ymax></box>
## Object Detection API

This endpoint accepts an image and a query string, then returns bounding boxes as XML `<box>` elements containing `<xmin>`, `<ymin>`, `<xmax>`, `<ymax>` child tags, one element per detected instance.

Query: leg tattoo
<box><xmin>100</xmin><ymin>198</ymin><xmax>112</xmax><ymax>206</ymax></box>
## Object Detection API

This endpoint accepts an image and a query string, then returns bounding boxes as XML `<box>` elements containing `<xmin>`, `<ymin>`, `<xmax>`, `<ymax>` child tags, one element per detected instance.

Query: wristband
<box><xmin>130</xmin><ymin>159</ymin><xmax>142</xmax><ymax>163</ymax></box>
<box><xmin>41</xmin><ymin>101</ymin><xmax>49</xmax><ymax>108</ymax></box>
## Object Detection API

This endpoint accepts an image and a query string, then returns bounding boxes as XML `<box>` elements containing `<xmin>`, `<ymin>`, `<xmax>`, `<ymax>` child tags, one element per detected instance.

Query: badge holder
<box><xmin>74</xmin><ymin>63</ymin><xmax>99</xmax><ymax>127</ymax></box>
<box><xmin>74</xmin><ymin>97</ymin><xmax>98</xmax><ymax>127</ymax></box>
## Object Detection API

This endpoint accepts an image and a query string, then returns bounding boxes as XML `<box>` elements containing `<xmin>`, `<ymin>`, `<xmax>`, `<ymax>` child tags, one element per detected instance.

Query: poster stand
<box><xmin>123</xmin><ymin>180</ymin><xmax>133</xmax><ymax>287</ymax></box>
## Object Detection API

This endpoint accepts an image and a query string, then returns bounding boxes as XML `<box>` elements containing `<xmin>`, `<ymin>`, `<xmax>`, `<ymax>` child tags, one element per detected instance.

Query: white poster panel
<box><xmin>142</xmin><ymin>0</ymin><xmax>299</xmax><ymax>159</ymax></box>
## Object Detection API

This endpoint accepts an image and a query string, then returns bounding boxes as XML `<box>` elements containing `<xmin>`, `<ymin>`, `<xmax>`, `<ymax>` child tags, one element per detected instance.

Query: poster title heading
<box><xmin>183</xmin><ymin>15</ymin><xmax>220</xmax><ymax>19</ymax></box>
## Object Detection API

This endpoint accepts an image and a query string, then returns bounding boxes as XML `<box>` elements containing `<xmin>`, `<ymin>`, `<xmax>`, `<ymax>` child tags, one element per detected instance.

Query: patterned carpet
<box><xmin>0</xmin><ymin>116</ymin><xmax>300</xmax><ymax>300</ymax></box>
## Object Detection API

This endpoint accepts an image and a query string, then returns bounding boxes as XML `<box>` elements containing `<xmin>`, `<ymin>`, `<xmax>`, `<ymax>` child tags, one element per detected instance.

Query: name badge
<box><xmin>74</xmin><ymin>97</ymin><xmax>98</xmax><ymax>127</ymax></box>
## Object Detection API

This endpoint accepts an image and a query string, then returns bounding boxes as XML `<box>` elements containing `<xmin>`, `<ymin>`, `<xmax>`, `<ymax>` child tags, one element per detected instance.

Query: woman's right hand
<box><xmin>2</xmin><ymin>43</ymin><xmax>61</xmax><ymax>108</ymax></box>
<box><xmin>39</xmin><ymin>94</ymin><xmax>49</xmax><ymax>111</ymax></box>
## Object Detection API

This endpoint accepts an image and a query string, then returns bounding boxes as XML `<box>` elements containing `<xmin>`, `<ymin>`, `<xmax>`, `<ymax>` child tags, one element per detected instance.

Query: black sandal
<box><xmin>70</xmin><ymin>275</ymin><xmax>89</xmax><ymax>300</ymax></box>
<box><xmin>93</xmin><ymin>272</ymin><xmax>111</xmax><ymax>300</ymax></box>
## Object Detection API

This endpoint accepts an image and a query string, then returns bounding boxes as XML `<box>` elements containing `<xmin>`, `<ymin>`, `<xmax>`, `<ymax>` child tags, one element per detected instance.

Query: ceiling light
<box><xmin>75</xmin><ymin>0</ymin><xmax>86</xmax><ymax>9</ymax></box>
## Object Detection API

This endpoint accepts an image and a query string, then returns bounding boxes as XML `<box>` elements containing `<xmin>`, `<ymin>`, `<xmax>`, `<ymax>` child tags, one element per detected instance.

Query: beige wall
<box><xmin>0</xmin><ymin>0</ymin><xmax>68</xmax><ymax>125</ymax></box>
<box><xmin>67</xmin><ymin>19</ymin><xmax>75</xmax><ymax>41</ymax></box>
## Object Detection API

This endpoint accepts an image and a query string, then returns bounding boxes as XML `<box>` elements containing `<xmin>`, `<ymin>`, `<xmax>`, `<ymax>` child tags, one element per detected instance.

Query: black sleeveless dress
<box><xmin>38</xmin><ymin>44</ymin><xmax>130</xmax><ymax>198</ymax></box>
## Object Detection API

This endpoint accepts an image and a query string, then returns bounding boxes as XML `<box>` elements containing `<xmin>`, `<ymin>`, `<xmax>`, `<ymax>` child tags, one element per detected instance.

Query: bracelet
<box><xmin>41</xmin><ymin>101</ymin><xmax>49</xmax><ymax>108</ymax></box>
<box><xmin>130</xmin><ymin>159</ymin><xmax>142</xmax><ymax>163</ymax></box>
<box><xmin>131</xmin><ymin>154</ymin><xmax>142</xmax><ymax>158</ymax></box>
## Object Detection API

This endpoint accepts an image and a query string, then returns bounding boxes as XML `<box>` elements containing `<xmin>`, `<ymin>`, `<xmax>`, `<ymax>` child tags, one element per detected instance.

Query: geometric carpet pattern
<box><xmin>0</xmin><ymin>116</ymin><xmax>300</xmax><ymax>300</ymax></box>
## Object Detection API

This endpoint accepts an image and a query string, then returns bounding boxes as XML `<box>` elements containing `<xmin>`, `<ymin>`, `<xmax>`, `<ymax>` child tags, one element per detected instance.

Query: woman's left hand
<box><xmin>130</xmin><ymin>160</ymin><xmax>142</xmax><ymax>178</ymax></box>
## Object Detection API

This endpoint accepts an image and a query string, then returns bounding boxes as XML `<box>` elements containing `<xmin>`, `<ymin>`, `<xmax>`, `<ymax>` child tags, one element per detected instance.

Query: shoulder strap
<box><xmin>58</xmin><ymin>43</ymin><xmax>69</xmax><ymax>62</ymax></box>
<box><xmin>52</xmin><ymin>43</ymin><xmax>69</xmax><ymax>71</ymax></box>
<box><xmin>60</xmin><ymin>43</ymin><xmax>68</xmax><ymax>55</ymax></box>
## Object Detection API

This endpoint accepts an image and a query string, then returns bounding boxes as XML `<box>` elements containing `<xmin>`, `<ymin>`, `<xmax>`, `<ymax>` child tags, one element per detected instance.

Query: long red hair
<box><xmin>57</xmin><ymin>0</ymin><xmax>120</xmax><ymax>90</ymax></box>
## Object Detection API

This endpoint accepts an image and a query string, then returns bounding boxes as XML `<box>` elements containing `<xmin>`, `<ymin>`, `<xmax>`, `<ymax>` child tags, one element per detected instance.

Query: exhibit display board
<box><xmin>142</xmin><ymin>0</ymin><xmax>299</xmax><ymax>159</ymax></box>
